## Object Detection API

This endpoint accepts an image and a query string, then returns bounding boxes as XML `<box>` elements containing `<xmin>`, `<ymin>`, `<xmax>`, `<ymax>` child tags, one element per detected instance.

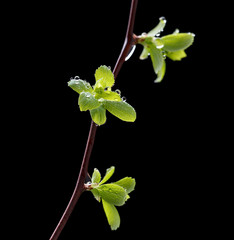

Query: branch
<box><xmin>49</xmin><ymin>1</ymin><xmax>138</xmax><ymax>239</ymax></box>
<box><xmin>113</xmin><ymin>0</ymin><xmax>138</xmax><ymax>78</ymax></box>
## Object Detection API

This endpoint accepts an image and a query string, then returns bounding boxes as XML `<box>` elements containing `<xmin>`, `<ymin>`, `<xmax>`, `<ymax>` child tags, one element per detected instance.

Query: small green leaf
<box><xmin>90</xmin><ymin>105</ymin><xmax>106</xmax><ymax>126</ymax></box>
<box><xmin>166</xmin><ymin>50</ymin><xmax>187</xmax><ymax>61</ymax></box>
<box><xmin>91</xmin><ymin>188</ymin><xmax>101</xmax><ymax>202</ymax></box>
<box><xmin>114</xmin><ymin>177</ymin><xmax>136</xmax><ymax>194</ymax></box>
<box><xmin>99</xmin><ymin>166</ymin><xmax>115</xmax><ymax>185</ymax></box>
<box><xmin>155</xmin><ymin>59</ymin><xmax>166</xmax><ymax>83</ymax></box>
<box><xmin>78</xmin><ymin>92</ymin><xmax>100</xmax><ymax>111</ymax></box>
<box><xmin>97</xmin><ymin>183</ymin><xmax>127</xmax><ymax>206</ymax></box>
<box><xmin>68</xmin><ymin>79</ymin><xmax>92</xmax><ymax>94</ymax></box>
<box><xmin>102</xmin><ymin>199</ymin><xmax>120</xmax><ymax>230</ymax></box>
<box><xmin>147</xmin><ymin>16</ymin><xmax>167</xmax><ymax>37</ymax></box>
<box><xmin>94</xmin><ymin>89</ymin><xmax>121</xmax><ymax>102</ymax></box>
<box><xmin>161</xmin><ymin>33</ymin><xmax>194</xmax><ymax>52</ymax></box>
<box><xmin>149</xmin><ymin>44</ymin><xmax>164</xmax><ymax>74</ymax></box>
<box><xmin>104</xmin><ymin>100</ymin><xmax>136</xmax><ymax>122</ymax></box>
<box><xmin>94</xmin><ymin>65</ymin><xmax>115</xmax><ymax>89</ymax></box>
<box><xmin>92</xmin><ymin>168</ymin><xmax>101</xmax><ymax>184</ymax></box>
<box><xmin>139</xmin><ymin>46</ymin><xmax>149</xmax><ymax>60</ymax></box>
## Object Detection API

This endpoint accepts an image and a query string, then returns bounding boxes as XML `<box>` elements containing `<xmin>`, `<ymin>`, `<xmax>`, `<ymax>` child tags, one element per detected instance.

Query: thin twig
<box><xmin>49</xmin><ymin>1</ymin><xmax>138</xmax><ymax>239</ymax></box>
<box><xmin>113</xmin><ymin>0</ymin><xmax>138</xmax><ymax>78</ymax></box>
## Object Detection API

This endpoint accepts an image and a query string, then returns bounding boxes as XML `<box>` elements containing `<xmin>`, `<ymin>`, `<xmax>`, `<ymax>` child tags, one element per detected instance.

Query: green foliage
<box><xmin>87</xmin><ymin>166</ymin><xmax>136</xmax><ymax>230</ymax></box>
<box><xmin>138</xmin><ymin>17</ymin><xmax>195</xmax><ymax>82</ymax></box>
<box><xmin>68</xmin><ymin>66</ymin><xmax>136</xmax><ymax>125</ymax></box>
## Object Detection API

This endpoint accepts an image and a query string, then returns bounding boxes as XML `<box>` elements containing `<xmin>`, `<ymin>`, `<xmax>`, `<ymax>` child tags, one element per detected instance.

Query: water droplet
<box><xmin>108</xmin><ymin>66</ymin><xmax>111</xmax><ymax>70</ymax></box>
<box><xmin>188</xmin><ymin>32</ymin><xmax>195</xmax><ymax>37</ymax></box>
<box><xmin>74</xmin><ymin>76</ymin><xmax>79</xmax><ymax>80</ymax></box>
<box><xmin>121</xmin><ymin>96</ymin><xmax>127</xmax><ymax>102</ymax></box>
<box><xmin>125</xmin><ymin>45</ymin><xmax>136</xmax><ymax>61</ymax></box>
<box><xmin>155</xmin><ymin>39</ymin><xmax>164</xmax><ymax>49</ymax></box>
<box><xmin>159</xmin><ymin>16</ymin><xmax>167</xmax><ymax>23</ymax></box>
<box><xmin>70</xmin><ymin>77</ymin><xmax>74</xmax><ymax>80</ymax></box>
<box><xmin>115</xmin><ymin>89</ymin><xmax>121</xmax><ymax>95</ymax></box>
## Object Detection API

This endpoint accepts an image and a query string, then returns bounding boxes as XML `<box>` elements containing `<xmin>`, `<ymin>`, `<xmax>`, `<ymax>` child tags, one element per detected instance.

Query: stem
<box><xmin>49</xmin><ymin>1</ymin><xmax>138</xmax><ymax>239</ymax></box>
<box><xmin>113</xmin><ymin>0</ymin><xmax>138</xmax><ymax>78</ymax></box>
<box><xmin>49</xmin><ymin>121</ymin><xmax>97</xmax><ymax>240</ymax></box>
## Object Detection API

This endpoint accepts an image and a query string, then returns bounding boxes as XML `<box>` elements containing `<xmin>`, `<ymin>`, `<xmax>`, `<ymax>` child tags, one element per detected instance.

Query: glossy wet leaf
<box><xmin>155</xmin><ymin>60</ymin><xmax>166</xmax><ymax>83</ymax></box>
<box><xmin>166</xmin><ymin>49</ymin><xmax>187</xmax><ymax>61</ymax></box>
<box><xmin>99</xmin><ymin>166</ymin><xmax>115</xmax><ymax>185</ymax></box>
<box><xmin>68</xmin><ymin>79</ymin><xmax>93</xmax><ymax>94</ymax></box>
<box><xmin>139</xmin><ymin>46</ymin><xmax>149</xmax><ymax>60</ymax></box>
<box><xmin>97</xmin><ymin>183</ymin><xmax>127</xmax><ymax>206</ymax></box>
<box><xmin>149</xmin><ymin>44</ymin><xmax>164</xmax><ymax>74</ymax></box>
<box><xmin>94</xmin><ymin>65</ymin><xmax>115</xmax><ymax>89</ymax></box>
<box><xmin>78</xmin><ymin>92</ymin><xmax>100</xmax><ymax>111</ymax></box>
<box><xmin>147</xmin><ymin>16</ymin><xmax>167</xmax><ymax>37</ymax></box>
<box><xmin>104</xmin><ymin>100</ymin><xmax>136</xmax><ymax>122</ymax></box>
<box><xmin>91</xmin><ymin>188</ymin><xmax>101</xmax><ymax>202</ymax></box>
<box><xmin>161</xmin><ymin>33</ymin><xmax>194</xmax><ymax>52</ymax></box>
<box><xmin>92</xmin><ymin>168</ymin><xmax>101</xmax><ymax>184</ymax></box>
<box><xmin>90</xmin><ymin>105</ymin><xmax>106</xmax><ymax>126</ymax></box>
<box><xmin>102</xmin><ymin>199</ymin><xmax>120</xmax><ymax>230</ymax></box>
<box><xmin>114</xmin><ymin>177</ymin><xmax>136</xmax><ymax>194</ymax></box>
<box><xmin>95</xmin><ymin>89</ymin><xmax>121</xmax><ymax>102</ymax></box>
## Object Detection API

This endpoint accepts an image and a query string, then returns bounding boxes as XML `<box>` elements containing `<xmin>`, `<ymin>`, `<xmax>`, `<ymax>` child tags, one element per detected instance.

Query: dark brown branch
<box><xmin>113</xmin><ymin>0</ymin><xmax>138</xmax><ymax>78</ymax></box>
<box><xmin>49</xmin><ymin>121</ymin><xmax>97</xmax><ymax>240</ymax></box>
<box><xmin>49</xmin><ymin>1</ymin><xmax>138</xmax><ymax>239</ymax></box>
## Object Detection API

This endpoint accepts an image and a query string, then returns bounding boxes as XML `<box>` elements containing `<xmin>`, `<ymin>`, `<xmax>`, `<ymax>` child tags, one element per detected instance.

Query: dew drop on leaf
<box><xmin>159</xmin><ymin>16</ymin><xmax>166</xmax><ymax>23</ymax></box>
<box><xmin>115</xmin><ymin>89</ymin><xmax>121</xmax><ymax>95</ymax></box>
<box><xmin>121</xmin><ymin>96</ymin><xmax>127</xmax><ymax>102</ymax></box>
<box><xmin>74</xmin><ymin>76</ymin><xmax>80</xmax><ymax>80</ymax></box>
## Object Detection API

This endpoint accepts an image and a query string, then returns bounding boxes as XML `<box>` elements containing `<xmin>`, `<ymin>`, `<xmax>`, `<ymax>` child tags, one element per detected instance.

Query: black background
<box><xmin>7</xmin><ymin>1</ymin><xmax>222</xmax><ymax>239</ymax></box>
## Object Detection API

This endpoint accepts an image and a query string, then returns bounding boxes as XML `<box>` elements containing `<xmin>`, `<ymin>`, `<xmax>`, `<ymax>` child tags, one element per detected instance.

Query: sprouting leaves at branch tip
<box><xmin>68</xmin><ymin>65</ymin><xmax>136</xmax><ymax>126</ymax></box>
<box><xmin>88</xmin><ymin>166</ymin><xmax>136</xmax><ymax>230</ymax></box>
<box><xmin>138</xmin><ymin>17</ymin><xmax>195</xmax><ymax>83</ymax></box>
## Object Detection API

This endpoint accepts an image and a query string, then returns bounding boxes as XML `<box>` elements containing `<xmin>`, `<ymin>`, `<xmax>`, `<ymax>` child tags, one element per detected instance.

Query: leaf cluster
<box><xmin>138</xmin><ymin>17</ymin><xmax>195</xmax><ymax>82</ymax></box>
<box><xmin>68</xmin><ymin>66</ymin><xmax>136</xmax><ymax>125</ymax></box>
<box><xmin>86</xmin><ymin>166</ymin><xmax>135</xmax><ymax>230</ymax></box>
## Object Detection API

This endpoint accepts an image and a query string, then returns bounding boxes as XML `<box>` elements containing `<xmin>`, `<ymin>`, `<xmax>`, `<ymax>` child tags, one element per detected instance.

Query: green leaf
<box><xmin>161</xmin><ymin>33</ymin><xmax>194</xmax><ymax>52</ymax></box>
<box><xmin>102</xmin><ymin>199</ymin><xmax>120</xmax><ymax>230</ymax></box>
<box><xmin>155</xmin><ymin>59</ymin><xmax>166</xmax><ymax>83</ymax></box>
<box><xmin>139</xmin><ymin>46</ymin><xmax>149</xmax><ymax>60</ymax></box>
<box><xmin>94</xmin><ymin>65</ymin><xmax>115</xmax><ymax>89</ymax></box>
<box><xmin>97</xmin><ymin>183</ymin><xmax>127</xmax><ymax>206</ymax></box>
<box><xmin>78</xmin><ymin>92</ymin><xmax>100</xmax><ymax>111</ymax></box>
<box><xmin>147</xmin><ymin>16</ymin><xmax>167</xmax><ymax>37</ymax></box>
<box><xmin>104</xmin><ymin>100</ymin><xmax>136</xmax><ymax>122</ymax></box>
<box><xmin>114</xmin><ymin>177</ymin><xmax>136</xmax><ymax>194</ymax></box>
<box><xmin>149</xmin><ymin>44</ymin><xmax>164</xmax><ymax>74</ymax></box>
<box><xmin>68</xmin><ymin>79</ymin><xmax>92</xmax><ymax>94</ymax></box>
<box><xmin>99</xmin><ymin>166</ymin><xmax>115</xmax><ymax>185</ymax></box>
<box><xmin>90</xmin><ymin>105</ymin><xmax>106</xmax><ymax>126</ymax></box>
<box><xmin>166</xmin><ymin>50</ymin><xmax>187</xmax><ymax>61</ymax></box>
<box><xmin>94</xmin><ymin>89</ymin><xmax>121</xmax><ymax>102</ymax></box>
<box><xmin>91</xmin><ymin>188</ymin><xmax>101</xmax><ymax>202</ymax></box>
<box><xmin>92</xmin><ymin>168</ymin><xmax>101</xmax><ymax>184</ymax></box>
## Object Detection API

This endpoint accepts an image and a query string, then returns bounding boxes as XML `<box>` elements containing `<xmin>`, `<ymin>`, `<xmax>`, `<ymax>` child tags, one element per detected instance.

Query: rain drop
<box><xmin>74</xmin><ymin>76</ymin><xmax>80</xmax><ymax>80</ymax></box>
<box><xmin>159</xmin><ymin>16</ymin><xmax>167</xmax><ymax>23</ymax></box>
<box><xmin>121</xmin><ymin>96</ymin><xmax>127</xmax><ymax>102</ymax></box>
<box><xmin>115</xmin><ymin>89</ymin><xmax>121</xmax><ymax>95</ymax></box>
